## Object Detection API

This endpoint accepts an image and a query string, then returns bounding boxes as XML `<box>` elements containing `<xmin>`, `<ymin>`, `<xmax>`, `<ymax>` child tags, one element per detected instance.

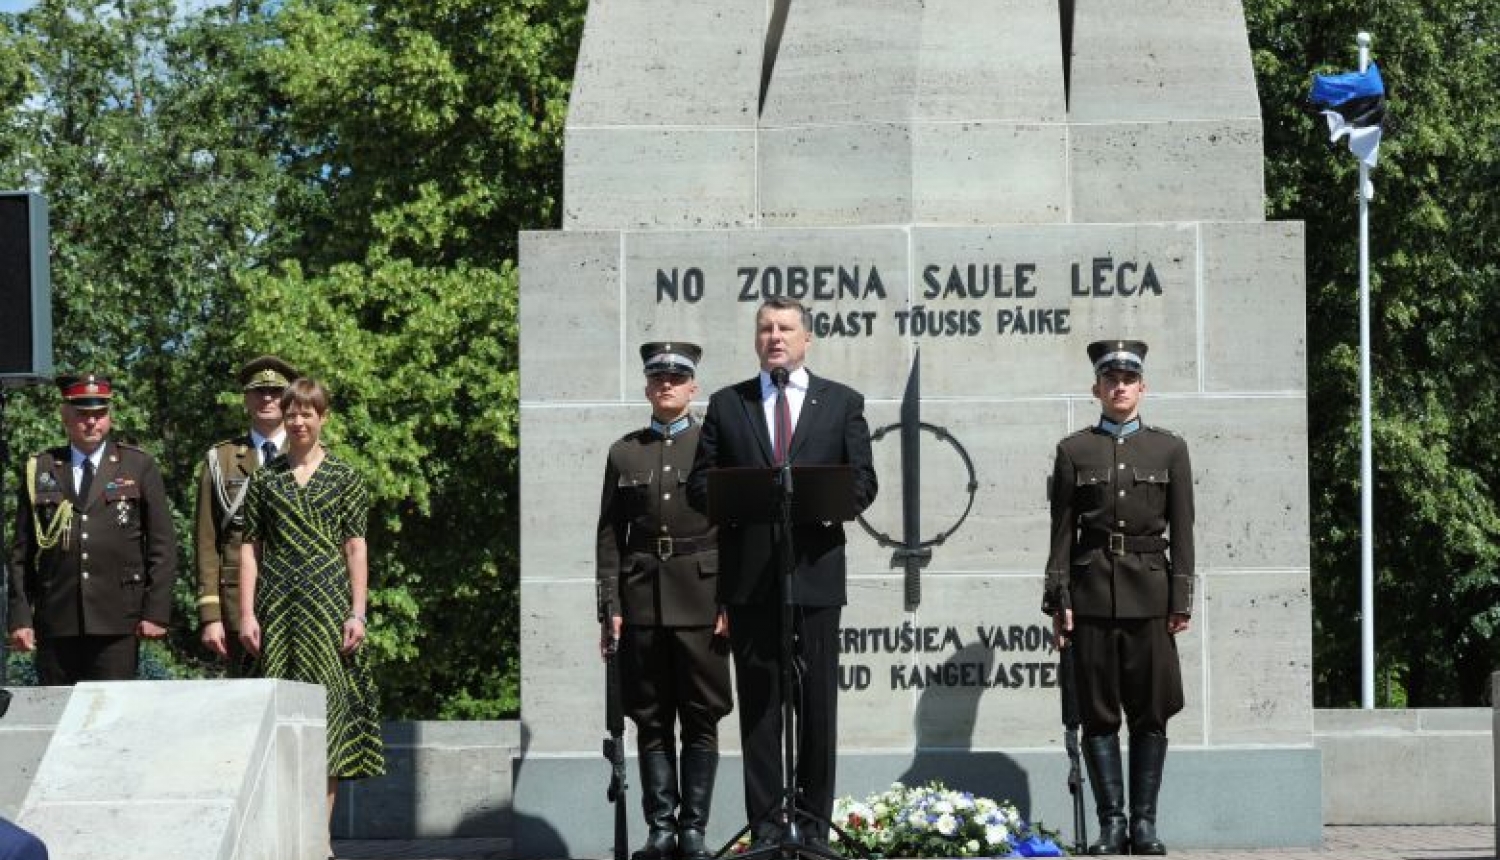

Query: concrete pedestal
<box><xmin>13</xmin><ymin>680</ymin><xmax>326</xmax><ymax>860</ymax></box>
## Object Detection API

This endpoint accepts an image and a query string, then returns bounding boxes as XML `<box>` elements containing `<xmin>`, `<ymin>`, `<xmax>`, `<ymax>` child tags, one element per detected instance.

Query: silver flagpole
<box><xmin>1356</xmin><ymin>31</ymin><xmax>1376</xmax><ymax>710</ymax></box>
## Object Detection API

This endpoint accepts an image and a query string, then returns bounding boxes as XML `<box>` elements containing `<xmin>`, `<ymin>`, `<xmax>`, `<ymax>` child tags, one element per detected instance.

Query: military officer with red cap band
<box><xmin>7</xmin><ymin>373</ymin><xmax>179</xmax><ymax>684</ymax></box>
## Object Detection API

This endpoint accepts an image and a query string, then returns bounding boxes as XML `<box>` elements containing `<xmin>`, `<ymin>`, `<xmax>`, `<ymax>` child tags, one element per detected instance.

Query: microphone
<box><xmin>770</xmin><ymin>366</ymin><xmax>789</xmax><ymax>390</ymax></box>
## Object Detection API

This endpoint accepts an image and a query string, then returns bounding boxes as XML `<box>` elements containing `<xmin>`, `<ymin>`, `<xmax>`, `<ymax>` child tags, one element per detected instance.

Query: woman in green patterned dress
<box><xmin>237</xmin><ymin>377</ymin><xmax>384</xmax><ymax>840</ymax></box>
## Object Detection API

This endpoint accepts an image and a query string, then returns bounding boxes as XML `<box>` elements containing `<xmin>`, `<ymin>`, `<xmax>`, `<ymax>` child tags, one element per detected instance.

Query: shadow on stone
<box><xmin>897</xmin><ymin>644</ymin><xmax>1034</xmax><ymax>820</ymax></box>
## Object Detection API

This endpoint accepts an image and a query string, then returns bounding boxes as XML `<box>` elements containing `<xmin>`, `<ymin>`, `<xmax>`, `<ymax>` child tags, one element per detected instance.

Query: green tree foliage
<box><xmin>0</xmin><ymin>0</ymin><xmax>294</xmax><ymax>672</ymax></box>
<box><xmin>1</xmin><ymin>0</ymin><xmax>585</xmax><ymax>718</ymax></box>
<box><xmin>233</xmin><ymin>0</ymin><xmax>585</xmax><ymax>717</ymax></box>
<box><xmin>1249</xmin><ymin>0</ymin><xmax>1500</xmax><ymax>705</ymax></box>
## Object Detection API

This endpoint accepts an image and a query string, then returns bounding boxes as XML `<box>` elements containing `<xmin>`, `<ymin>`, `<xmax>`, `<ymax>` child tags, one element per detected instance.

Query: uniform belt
<box><xmin>1079</xmin><ymin>532</ymin><xmax>1169</xmax><ymax>556</ymax></box>
<box><xmin>627</xmin><ymin>533</ymin><xmax>713</xmax><ymax>560</ymax></box>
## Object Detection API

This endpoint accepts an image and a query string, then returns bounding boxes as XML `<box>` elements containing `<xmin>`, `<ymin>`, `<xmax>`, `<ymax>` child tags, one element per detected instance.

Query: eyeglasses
<box><xmin>647</xmin><ymin>372</ymin><xmax>692</xmax><ymax>386</ymax></box>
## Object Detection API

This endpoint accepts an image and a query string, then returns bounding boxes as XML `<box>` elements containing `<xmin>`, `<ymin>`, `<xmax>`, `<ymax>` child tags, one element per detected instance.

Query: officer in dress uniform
<box><xmin>6</xmin><ymin>374</ymin><xmax>179</xmax><ymax>684</ymax></box>
<box><xmin>194</xmin><ymin>356</ymin><xmax>299</xmax><ymax>675</ymax></box>
<box><xmin>597</xmin><ymin>342</ymin><xmax>732</xmax><ymax>860</ymax></box>
<box><xmin>1042</xmin><ymin>340</ymin><xmax>1194</xmax><ymax>856</ymax></box>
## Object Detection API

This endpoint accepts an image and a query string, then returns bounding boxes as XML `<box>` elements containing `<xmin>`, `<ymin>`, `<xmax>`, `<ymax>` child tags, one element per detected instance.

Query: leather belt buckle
<box><xmin>656</xmin><ymin>537</ymin><xmax>674</xmax><ymax>560</ymax></box>
<box><xmin>1108</xmin><ymin>532</ymin><xmax>1126</xmax><ymax>556</ymax></box>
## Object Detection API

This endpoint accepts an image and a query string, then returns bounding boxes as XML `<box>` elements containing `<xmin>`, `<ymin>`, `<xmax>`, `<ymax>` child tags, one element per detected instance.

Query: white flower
<box><xmin>907</xmin><ymin>809</ymin><xmax>928</xmax><ymax>829</ymax></box>
<box><xmin>935</xmin><ymin>813</ymin><xmax>958</xmax><ymax>836</ymax></box>
<box><xmin>965</xmin><ymin>839</ymin><xmax>981</xmax><ymax>855</ymax></box>
<box><xmin>932</xmin><ymin>799</ymin><xmax>954</xmax><ymax>815</ymax></box>
<box><xmin>985</xmin><ymin>824</ymin><xmax>1009</xmax><ymax>846</ymax></box>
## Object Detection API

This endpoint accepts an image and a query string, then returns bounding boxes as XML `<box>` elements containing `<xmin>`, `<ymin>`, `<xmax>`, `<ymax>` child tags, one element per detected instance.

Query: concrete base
<box><xmin>333</xmin><ymin>721</ymin><xmax>518</xmax><ymax>838</ymax></box>
<box><xmin>14</xmin><ymin>681</ymin><xmax>326</xmax><ymax>860</ymax></box>
<box><xmin>512</xmin><ymin>746</ymin><xmax>1322</xmax><ymax>859</ymax></box>
<box><xmin>1318</xmin><ymin>706</ymin><xmax>1493</xmax><ymax>825</ymax></box>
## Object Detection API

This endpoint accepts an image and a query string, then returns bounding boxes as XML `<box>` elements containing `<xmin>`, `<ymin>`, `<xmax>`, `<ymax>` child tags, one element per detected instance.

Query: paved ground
<box><xmin>332</xmin><ymin>825</ymin><xmax>1495</xmax><ymax>860</ymax></box>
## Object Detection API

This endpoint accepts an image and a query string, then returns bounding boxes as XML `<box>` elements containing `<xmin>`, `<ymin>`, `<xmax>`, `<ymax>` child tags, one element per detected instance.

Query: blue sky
<box><xmin>0</xmin><ymin>1</ymin><xmax>33</xmax><ymax>11</ymax></box>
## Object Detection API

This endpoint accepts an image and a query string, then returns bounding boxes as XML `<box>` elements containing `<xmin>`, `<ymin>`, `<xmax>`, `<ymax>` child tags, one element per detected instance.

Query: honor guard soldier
<box><xmin>597</xmin><ymin>342</ymin><xmax>731</xmax><ymax>860</ymax></box>
<box><xmin>1043</xmin><ymin>340</ymin><xmax>1195</xmax><ymax>856</ymax></box>
<box><xmin>194</xmin><ymin>355</ymin><xmax>299</xmax><ymax>674</ymax></box>
<box><xmin>7</xmin><ymin>374</ymin><xmax>179</xmax><ymax>684</ymax></box>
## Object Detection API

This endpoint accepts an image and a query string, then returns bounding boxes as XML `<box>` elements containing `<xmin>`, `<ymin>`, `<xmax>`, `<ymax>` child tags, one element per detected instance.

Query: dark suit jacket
<box><xmin>8</xmin><ymin>439</ymin><xmax>179</xmax><ymax>637</ymax></box>
<box><xmin>688</xmin><ymin>371</ymin><xmax>877</xmax><ymax>607</ymax></box>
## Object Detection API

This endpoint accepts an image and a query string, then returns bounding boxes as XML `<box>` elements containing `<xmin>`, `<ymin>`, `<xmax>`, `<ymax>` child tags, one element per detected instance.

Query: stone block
<box><xmin>338</xmin><ymin>722</ymin><xmax>516</xmax><ymax>838</ymax></box>
<box><xmin>519</xmin><ymin>403</ymin><xmax>639</xmax><ymax>583</ymax></box>
<box><xmin>1068</xmin><ymin>0</ymin><xmax>1259</xmax><ymax>124</ymax></box>
<box><xmin>758</xmin><ymin>124</ymin><xmax>914</xmax><ymax>227</ymax></box>
<box><xmin>1146</xmin><ymin>397</ymin><xmax>1309</xmax><ymax>570</ymax></box>
<box><xmin>18</xmin><ymin>680</ymin><xmax>325</xmax><ymax>860</ymax></box>
<box><xmin>1201</xmin><ymin>222</ymin><xmax>1307</xmax><ymax>392</ymax></box>
<box><xmin>911</xmin><ymin>122</ymin><xmax>1068</xmax><ymax>224</ymax></box>
<box><xmin>20</xmin><ymin>800</ymin><xmax>239</xmax><ymax>860</ymax></box>
<box><xmin>912</xmin><ymin>0</ymin><xmax>1065</xmax><ymax>122</ymax></box>
<box><xmin>759</xmin><ymin>0</ymin><xmax>922</xmax><ymax>126</ymax></box>
<box><xmin>519</xmin><ymin>231</ymin><xmax>622</xmax><ymax>403</ymax></box>
<box><xmin>563</xmin><ymin>127</ymin><xmax>757</xmax><ymax>230</ymax></box>
<box><xmin>0</xmin><ymin>687</ymin><xmax>70</xmax><ymax>818</ymax></box>
<box><xmin>1319</xmin><ymin>731</ymin><xmax>1493</xmax><ymax>824</ymax></box>
<box><xmin>909</xmin><ymin>223</ymin><xmax>1201</xmax><ymax>396</ymax></box>
<box><xmin>566</xmin><ymin>0</ymin><xmax>761</xmax><ymax>127</ymax></box>
<box><xmin>1201</xmin><ymin>572</ymin><xmax>1314</xmax><ymax>744</ymax></box>
<box><xmin>25</xmin><ymin>681</ymin><xmax>271</xmax><ymax>803</ymax></box>
<box><xmin>1068</xmin><ymin>120</ymin><xmax>1265</xmax><ymax>224</ymax></box>
<box><xmin>521</xmin><ymin>579</ymin><xmax>624</xmax><ymax>753</ymax></box>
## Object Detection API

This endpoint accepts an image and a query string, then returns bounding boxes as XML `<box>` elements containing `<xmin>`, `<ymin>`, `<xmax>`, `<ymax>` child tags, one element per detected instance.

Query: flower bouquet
<box><xmin>828</xmin><ymin>780</ymin><xmax>1064</xmax><ymax>858</ymax></box>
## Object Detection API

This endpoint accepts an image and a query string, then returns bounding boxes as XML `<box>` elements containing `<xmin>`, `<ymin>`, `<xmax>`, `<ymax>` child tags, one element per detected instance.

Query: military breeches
<box><xmin>1071</xmin><ymin>616</ymin><xmax>1183</xmax><ymax>737</ymax></box>
<box><xmin>620</xmin><ymin>625</ymin><xmax>732</xmax><ymax>753</ymax></box>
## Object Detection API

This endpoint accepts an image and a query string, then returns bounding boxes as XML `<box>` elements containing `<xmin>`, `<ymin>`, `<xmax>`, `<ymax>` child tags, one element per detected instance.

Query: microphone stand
<box><xmin>719</xmin><ymin>371</ymin><xmax>858</xmax><ymax>860</ymax></box>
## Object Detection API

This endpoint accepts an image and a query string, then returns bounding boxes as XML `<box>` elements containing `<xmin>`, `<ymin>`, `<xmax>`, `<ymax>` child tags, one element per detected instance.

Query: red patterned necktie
<box><xmin>773</xmin><ymin>383</ymin><xmax>792</xmax><ymax>465</ymax></box>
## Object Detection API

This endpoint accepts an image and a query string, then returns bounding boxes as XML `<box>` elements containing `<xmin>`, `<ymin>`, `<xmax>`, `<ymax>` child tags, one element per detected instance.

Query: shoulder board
<box><xmin>37</xmin><ymin>446</ymin><xmax>68</xmax><ymax>468</ymax></box>
<box><xmin>1065</xmin><ymin>427</ymin><xmax>1094</xmax><ymax>440</ymax></box>
<box><xmin>116</xmin><ymin>441</ymin><xmax>146</xmax><ymax>452</ymax></box>
<box><xmin>211</xmin><ymin>436</ymin><xmax>249</xmax><ymax>450</ymax></box>
<box><xmin>1145</xmin><ymin>425</ymin><xmax>1180</xmax><ymax>438</ymax></box>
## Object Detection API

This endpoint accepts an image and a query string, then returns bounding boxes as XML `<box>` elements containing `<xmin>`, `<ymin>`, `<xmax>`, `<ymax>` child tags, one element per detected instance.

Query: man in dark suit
<box><xmin>598</xmin><ymin>342</ymin><xmax>731</xmax><ymax>860</ymax></box>
<box><xmin>7</xmin><ymin>374</ymin><xmax>178</xmax><ymax>684</ymax></box>
<box><xmin>194</xmin><ymin>355</ymin><xmax>299</xmax><ymax>676</ymax></box>
<box><xmin>1042</xmin><ymin>340</ymin><xmax>1194</xmax><ymax>856</ymax></box>
<box><xmin>688</xmin><ymin>297</ymin><xmax>877</xmax><ymax>845</ymax></box>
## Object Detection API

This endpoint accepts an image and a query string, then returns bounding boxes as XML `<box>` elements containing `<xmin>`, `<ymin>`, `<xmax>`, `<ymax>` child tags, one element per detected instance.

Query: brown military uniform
<box><xmin>597</xmin><ymin>415</ymin><xmax>731</xmax><ymax>750</ymax></box>
<box><xmin>193</xmin><ymin>435</ymin><xmax>268</xmax><ymax>674</ymax></box>
<box><xmin>7</xmin><ymin>440</ymin><xmax>179</xmax><ymax>683</ymax></box>
<box><xmin>1043</xmin><ymin>416</ymin><xmax>1194</xmax><ymax>735</ymax></box>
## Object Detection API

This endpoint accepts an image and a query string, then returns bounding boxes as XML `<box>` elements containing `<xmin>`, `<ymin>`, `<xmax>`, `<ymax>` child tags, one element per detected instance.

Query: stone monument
<box><xmin>518</xmin><ymin>1</ymin><xmax>1316</xmax><ymax>855</ymax></box>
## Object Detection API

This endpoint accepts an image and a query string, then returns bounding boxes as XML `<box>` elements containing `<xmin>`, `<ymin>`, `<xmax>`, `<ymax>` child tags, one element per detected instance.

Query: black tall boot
<box><xmin>677</xmin><ymin>749</ymin><xmax>719</xmax><ymax>860</ymax></box>
<box><xmin>1129</xmin><ymin>733</ymin><xmax>1169</xmax><ymax>855</ymax></box>
<box><xmin>633</xmin><ymin>751</ymin><xmax>679</xmax><ymax>860</ymax></box>
<box><xmin>1083</xmin><ymin>734</ymin><xmax>1129</xmax><ymax>855</ymax></box>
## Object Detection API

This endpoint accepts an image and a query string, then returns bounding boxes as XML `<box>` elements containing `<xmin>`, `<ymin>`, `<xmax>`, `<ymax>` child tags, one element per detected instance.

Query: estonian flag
<box><xmin>1309</xmin><ymin>63</ymin><xmax>1387</xmax><ymax>168</ymax></box>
